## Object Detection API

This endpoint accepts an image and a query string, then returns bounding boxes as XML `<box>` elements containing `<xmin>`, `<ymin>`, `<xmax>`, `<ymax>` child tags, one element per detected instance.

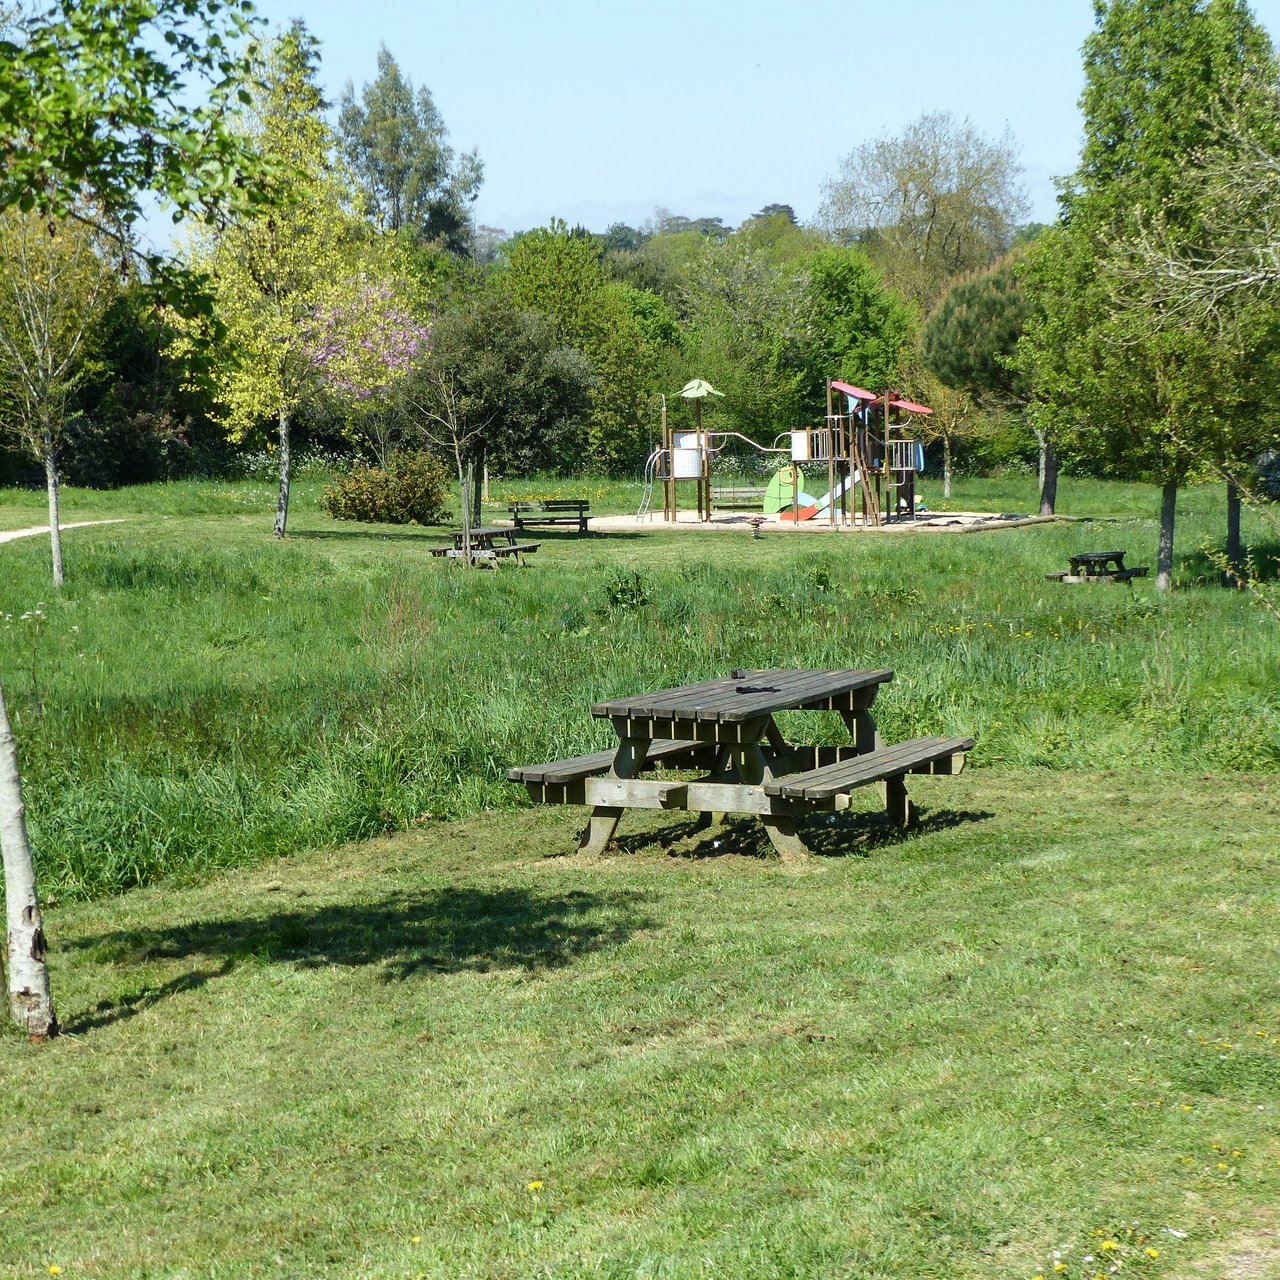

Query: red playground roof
<box><xmin>831</xmin><ymin>379</ymin><xmax>876</xmax><ymax>401</ymax></box>
<box><xmin>889</xmin><ymin>397</ymin><xmax>933</xmax><ymax>416</ymax></box>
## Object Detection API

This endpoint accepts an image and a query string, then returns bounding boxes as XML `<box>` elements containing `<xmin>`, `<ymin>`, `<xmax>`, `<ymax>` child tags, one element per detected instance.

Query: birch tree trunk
<box><xmin>1039</xmin><ymin>438</ymin><xmax>1059</xmax><ymax>516</ymax></box>
<box><xmin>1157</xmin><ymin>480</ymin><xmax>1177</xmax><ymax>591</ymax></box>
<box><xmin>1035</xmin><ymin>428</ymin><xmax>1048</xmax><ymax>490</ymax></box>
<box><xmin>943</xmin><ymin>436</ymin><xmax>952</xmax><ymax>499</ymax></box>
<box><xmin>1224</xmin><ymin>479</ymin><xmax>1242</xmax><ymax>587</ymax></box>
<box><xmin>43</xmin><ymin>425</ymin><xmax>64</xmax><ymax>588</ymax></box>
<box><xmin>0</xmin><ymin>677</ymin><xmax>57</xmax><ymax>1039</ymax></box>
<box><xmin>273</xmin><ymin>408</ymin><xmax>292</xmax><ymax>539</ymax></box>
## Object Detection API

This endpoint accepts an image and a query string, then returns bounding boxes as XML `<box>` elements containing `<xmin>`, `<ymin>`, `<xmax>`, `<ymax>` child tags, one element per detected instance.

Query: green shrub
<box><xmin>321</xmin><ymin>451</ymin><xmax>451</xmax><ymax>525</ymax></box>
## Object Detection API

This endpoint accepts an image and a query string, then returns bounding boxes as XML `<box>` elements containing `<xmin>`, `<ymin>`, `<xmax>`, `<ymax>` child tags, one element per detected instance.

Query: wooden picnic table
<box><xmin>430</xmin><ymin>526</ymin><xmax>540</xmax><ymax>564</ymax></box>
<box><xmin>508</xmin><ymin>668</ymin><xmax>973</xmax><ymax>858</ymax></box>
<box><xmin>1047</xmin><ymin>550</ymin><xmax>1148</xmax><ymax>584</ymax></box>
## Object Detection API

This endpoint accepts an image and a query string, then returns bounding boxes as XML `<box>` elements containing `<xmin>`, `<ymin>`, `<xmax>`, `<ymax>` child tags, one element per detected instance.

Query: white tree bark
<box><xmin>0</xmin><ymin>677</ymin><xmax>57</xmax><ymax>1039</ymax></box>
<box><xmin>43</xmin><ymin>423</ymin><xmax>64</xmax><ymax>588</ymax></box>
<box><xmin>273</xmin><ymin>407</ymin><xmax>291</xmax><ymax>539</ymax></box>
<box><xmin>943</xmin><ymin>435</ymin><xmax>952</xmax><ymax>499</ymax></box>
<box><xmin>1157</xmin><ymin>481</ymin><xmax>1177</xmax><ymax>591</ymax></box>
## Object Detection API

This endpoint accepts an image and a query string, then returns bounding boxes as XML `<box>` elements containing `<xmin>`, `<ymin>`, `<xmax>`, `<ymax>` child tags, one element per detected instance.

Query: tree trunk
<box><xmin>43</xmin><ymin>428</ymin><xmax>63</xmax><ymax>588</ymax></box>
<box><xmin>1035</xmin><ymin>428</ymin><xmax>1047</xmax><ymax>489</ymax></box>
<box><xmin>470</xmin><ymin>449</ymin><xmax>484</xmax><ymax>533</ymax></box>
<box><xmin>0</xmin><ymin>677</ymin><xmax>57</xmax><ymax>1040</ymax></box>
<box><xmin>1225</xmin><ymin>478</ymin><xmax>1242</xmax><ymax>588</ymax></box>
<box><xmin>943</xmin><ymin>435</ymin><xmax>952</xmax><ymax>500</ymax></box>
<box><xmin>462</xmin><ymin>460</ymin><xmax>474</xmax><ymax>569</ymax></box>
<box><xmin>1157</xmin><ymin>480</ymin><xmax>1177</xmax><ymax>591</ymax></box>
<box><xmin>1039</xmin><ymin>437</ymin><xmax>1058</xmax><ymax>516</ymax></box>
<box><xmin>273</xmin><ymin>408</ymin><xmax>291</xmax><ymax>539</ymax></box>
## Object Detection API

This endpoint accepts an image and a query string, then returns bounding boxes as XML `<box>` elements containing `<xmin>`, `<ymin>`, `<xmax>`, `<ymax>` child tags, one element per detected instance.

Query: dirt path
<box><xmin>0</xmin><ymin>519</ymin><xmax>125</xmax><ymax>544</ymax></box>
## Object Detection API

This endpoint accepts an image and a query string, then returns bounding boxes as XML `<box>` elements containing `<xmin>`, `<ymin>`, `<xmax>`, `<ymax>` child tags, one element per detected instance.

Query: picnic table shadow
<box><xmin>64</xmin><ymin>885</ymin><xmax>652</xmax><ymax>1035</ymax></box>
<box><xmin>611</xmin><ymin>805</ymin><xmax>995</xmax><ymax>861</ymax></box>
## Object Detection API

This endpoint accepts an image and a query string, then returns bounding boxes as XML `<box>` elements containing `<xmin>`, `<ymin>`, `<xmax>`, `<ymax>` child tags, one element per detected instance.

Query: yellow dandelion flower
<box><xmin>1145</xmin><ymin>1248</ymin><xmax>1159</xmax><ymax>1259</ymax></box>
<box><xmin>49</xmin><ymin>1270</ymin><xmax>61</xmax><ymax>1277</ymax></box>
<box><xmin>1100</xmin><ymin>1240</ymin><xmax>1119</xmax><ymax>1251</ymax></box>
<box><xmin>1217</xmin><ymin>1162</ymin><xmax>1229</xmax><ymax>1170</ymax></box>
<box><xmin>526</xmin><ymin>1179</ymin><xmax>543</xmax><ymax>1192</ymax></box>
<box><xmin>1055</xmin><ymin>1265</ymin><xmax>1069</xmax><ymax>1273</ymax></box>
<box><xmin>1180</xmin><ymin>1104</ymin><xmax>1193</xmax><ymax>1111</ymax></box>
<box><xmin>411</xmin><ymin>1235</ymin><xmax>421</xmax><ymax>1244</ymax></box>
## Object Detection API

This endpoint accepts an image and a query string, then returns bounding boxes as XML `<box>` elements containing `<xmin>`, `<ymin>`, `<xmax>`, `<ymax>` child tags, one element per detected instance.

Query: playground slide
<box><xmin>779</xmin><ymin>473</ymin><xmax>857</xmax><ymax>521</ymax></box>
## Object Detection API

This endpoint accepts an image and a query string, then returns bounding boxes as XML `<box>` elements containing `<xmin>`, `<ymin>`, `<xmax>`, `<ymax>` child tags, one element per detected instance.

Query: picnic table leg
<box><xmin>577</xmin><ymin>735</ymin><xmax>650</xmax><ymax>855</ymax></box>
<box><xmin>739</xmin><ymin>741</ymin><xmax>809</xmax><ymax>860</ymax></box>
<box><xmin>840</xmin><ymin>704</ymin><xmax>914</xmax><ymax>827</ymax></box>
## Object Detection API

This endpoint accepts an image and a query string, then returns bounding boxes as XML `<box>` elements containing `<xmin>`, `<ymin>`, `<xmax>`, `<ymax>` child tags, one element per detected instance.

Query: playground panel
<box><xmin>508</xmin><ymin>668</ymin><xmax>973</xmax><ymax>858</ymax></box>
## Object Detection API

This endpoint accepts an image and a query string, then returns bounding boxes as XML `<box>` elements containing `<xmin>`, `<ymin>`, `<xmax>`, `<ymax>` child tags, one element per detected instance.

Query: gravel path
<box><xmin>0</xmin><ymin>519</ymin><xmax>125</xmax><ymax>543</ymax></box>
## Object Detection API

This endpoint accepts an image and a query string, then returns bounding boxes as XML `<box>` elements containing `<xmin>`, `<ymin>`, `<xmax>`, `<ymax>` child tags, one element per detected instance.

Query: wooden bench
<box><xmin>430</xmin><ymin>542</ymin><xmax>540</xmax><ymax>564</ymax></box>
<box><xmin>711</xmin><ymin>485</ymin><xmax>766</xmax><ymax>510</ymax></box>
<box><xmin>509</xmin><ymin>739</ymin><xmax>715</xmax><ymax>806</ymax></box>
<box><xmin>763</xmin><ymin>735</ymin><xmax>973</xmax><ymax>826</ymax></box>
<box><xmin>509</xmin><ymin>500</ymin><xmax>590</xmax><ymax>533</ymax></box>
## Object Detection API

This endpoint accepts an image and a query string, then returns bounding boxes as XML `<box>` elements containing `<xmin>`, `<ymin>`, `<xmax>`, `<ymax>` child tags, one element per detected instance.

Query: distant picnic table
<box><xmin>430</xmin><ymin>526</ymin><xmax>540</xmax><ymax>565</ymax></box>
<box><xmin>509</xmin><ymin>668</ymin><xmax>973</xmax><ymax>858</ymax></box>
<box><xmin>1047</xmin><ymin>550</ymin><xmax>1148</xmax><ymax>584</ymax></box>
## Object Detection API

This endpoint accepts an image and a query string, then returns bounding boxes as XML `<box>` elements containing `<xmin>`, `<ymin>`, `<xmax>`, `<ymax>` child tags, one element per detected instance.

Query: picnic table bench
<box><xmin>711</xmin><ymin>484</ymin><xmax>767</xmax><ymax>510</ymax></box>
<box><xmin>508</xmin><ymin>668</ymin><xmax>973</xmax><ymax>858</ymax></box>
<box><xmin>430</xmin><ymin>526</ymin><xmax>540</xmax><ymax>565</ymax></box>
<box><xmin>509</xmin><ymin>500</ymin><xmax>590</xmax><ymax>533</ymax></box>
<box><xmin>1046</xmin><ymin>550</ymin><xmax>1149</xmax><ymax>584</ymax></box>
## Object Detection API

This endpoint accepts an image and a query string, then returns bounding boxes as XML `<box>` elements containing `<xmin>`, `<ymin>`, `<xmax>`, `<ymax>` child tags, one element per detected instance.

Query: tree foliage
<box><xmin>177</xmin><ymin>23</ymin><xmax>367</xmax><ymax>536</ymax></box>
<box><xmin>502</xmin><ymin>222</ymin><xmax>653</xmax><ymax>472</ymax></box>
<box><xmin>1015</xmin><ymin>0</ymin><xmax>1280</xmax><ymax>580</ymax></box>
<box><xmin>0</xmin><ymin>207</ymin><xmax>118</xmax><ymax>582</ymax></box>
<box><xmin>338</xmin><ymin>46</ymin><xmax>482</xmax><ymax>253</ymax></box>
<box><xmin>0</xmin><ymin>0</ymin><xmax>276</xmax><ymax>272</ymax></box>
<box><xmin>924</xmin><ymin>256</ymin><xmax>1035</xmax><ymax>406</ymax></box>
<box><xmin>819</xmin><ymin>110</ymin><xmax>1029</xmax><ymax>308</ymax></box>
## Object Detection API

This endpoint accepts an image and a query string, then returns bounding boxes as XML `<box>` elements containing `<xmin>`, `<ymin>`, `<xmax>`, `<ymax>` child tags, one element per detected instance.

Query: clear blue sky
<box><xmin>249</xmin><ymin>0</ymin><xmax>1280</xmax><ymax>235</ymax></box>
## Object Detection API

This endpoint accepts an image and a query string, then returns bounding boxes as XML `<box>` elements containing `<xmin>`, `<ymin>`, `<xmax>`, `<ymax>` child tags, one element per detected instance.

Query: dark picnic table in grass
<box><xmin>1046</xmin><ymin>550</ymin><xmax>1149</xmax><ymax>584</ymax></box>
<box><xmin>509</xmin><ymin>668</ymin><xmax>973</xmax><ymax>858</ymax></box>
<box><xmin>430</xmin><ymin>526</ymin><xmax>540</xmax><ymax>565</ymax></box>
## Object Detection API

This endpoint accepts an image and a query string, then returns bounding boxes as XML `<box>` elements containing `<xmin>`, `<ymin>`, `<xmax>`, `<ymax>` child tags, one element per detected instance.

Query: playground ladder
<box><xmin>849</xmin><ymin>434</ymin><xmax>881</xmax><ymax>527</ymax></box>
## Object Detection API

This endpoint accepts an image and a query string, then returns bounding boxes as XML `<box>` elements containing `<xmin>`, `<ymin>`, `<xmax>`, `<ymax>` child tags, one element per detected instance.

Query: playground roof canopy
<box><xmin>831</xmin><ymin>379</ymin><xmax>876</xmax><ymax>402</ymax></box>
<box><xmin>889</xmin><ymin>397</ymin><xmax>933</xmax><ymax>416</ymax></box>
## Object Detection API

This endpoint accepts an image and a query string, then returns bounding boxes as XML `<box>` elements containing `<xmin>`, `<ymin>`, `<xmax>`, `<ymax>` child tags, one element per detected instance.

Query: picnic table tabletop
<box><xmin>592</xmin><ymin>668</ymin><xmax>895</xmax><ymax>724</ymax></box>
<box><xmin>1070</xmin><ymin>550</ymin><xmax>1127</xmax><ymax>567</ymax></box>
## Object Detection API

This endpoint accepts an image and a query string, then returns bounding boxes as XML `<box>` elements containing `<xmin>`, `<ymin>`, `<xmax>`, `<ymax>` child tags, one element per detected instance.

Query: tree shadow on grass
<box><xmin>614</xmin><ymin>807</ymin><xmax>995</xmax><ymax>861</ymax></box>
<box><xmin>1179</xmin><ymin>537</ymin><xmax>1280</xmax><ymax>586</ymax></box>
<box><xmin>63</xmin><ymin>885</ymin><xmax>652</xmax><ymax>1035</ymax></box>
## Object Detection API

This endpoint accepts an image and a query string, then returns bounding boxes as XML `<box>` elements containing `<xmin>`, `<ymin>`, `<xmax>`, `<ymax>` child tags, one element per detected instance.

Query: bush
<box><xmin>321</xmin><ymin>451</ymin><xmax>452</xmax><ymax>525</ymax></box>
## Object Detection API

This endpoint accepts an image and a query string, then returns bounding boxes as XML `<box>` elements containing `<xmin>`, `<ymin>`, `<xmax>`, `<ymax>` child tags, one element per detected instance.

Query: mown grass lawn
<box><xmin>2</xmin><ymin>770</ymin><xmax>1278</xmax><ymax>1280</ymax></box>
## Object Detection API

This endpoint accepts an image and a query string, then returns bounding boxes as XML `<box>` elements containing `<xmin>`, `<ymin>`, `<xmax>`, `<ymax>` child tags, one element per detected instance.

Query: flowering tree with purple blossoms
<box><xmin>310</xmin><ymin>275</ymin><xmax>432</xmax><ymax>467</ymax></box>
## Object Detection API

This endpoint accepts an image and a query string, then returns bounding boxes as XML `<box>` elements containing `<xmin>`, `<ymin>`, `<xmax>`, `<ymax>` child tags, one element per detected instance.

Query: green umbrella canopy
<box><xmin>680</xmin><ymin>378</ymin><xmax>724</xmax><ymax>399</ymax></box>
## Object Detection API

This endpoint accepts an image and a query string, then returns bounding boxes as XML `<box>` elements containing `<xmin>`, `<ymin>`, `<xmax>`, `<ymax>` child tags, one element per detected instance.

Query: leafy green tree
<box><xmin>502</xmin><ymin>222</ymin><xmax>654</xmax><ymax>472</ymax></box>
<box><xmin>408</xmin><ymin>289</ymin><xmax>594</xmax><ymax>517</ymax></box>
<box><xmin>0</xmin><ymin>208</ymin><xmax>118</xmax><ymax>584</ymax></box>
<box><xmin>178</xmin><ymin>24</ymin><xmax>366</xmax><ymax>538</ymax></box>
<box><xmin>923</xmin><ymin>256</ymin><xmax>1056</xmax><ymax>509</ymax></box>
<box><xmin>819</xmin><ymin>111</ymin><xmax>1029</xmax><ymax>309</ymax></box>
<box><xmin>802</xmin><ymin>245</ymin><xmax>915</xmax><ymax>394</ymax></box>
<box><xmin>0</xmin><ymin>0</ymin><xmax>274</xmax><ymax>281</ymax></box>
<box><xmin>338</xmin><ymin>46</ymin><xmax>482</xmax><ymax>253</ymax></box>
<box><xmin>1015</xmin><ymin>0</ymin><xmax>1277</xmax><ymax>587</ymax></box>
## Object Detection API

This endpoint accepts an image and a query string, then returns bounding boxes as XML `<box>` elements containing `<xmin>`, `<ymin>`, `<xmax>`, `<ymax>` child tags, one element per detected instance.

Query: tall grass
<box><xmin>0</xmin><ymin>476</ymin><xmax>1275</xmax><ymax>898</ymax></box>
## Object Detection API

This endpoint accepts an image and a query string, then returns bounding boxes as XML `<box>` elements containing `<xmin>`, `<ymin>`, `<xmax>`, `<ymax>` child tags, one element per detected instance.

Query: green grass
<box><xmin>0</xmin><ymin>474</ymin><xmax>1276</xmax><ymax>899</ymax></box>
<box><xmin>2</xmin><ymin>771</ymin><xmax>1278</xmax><ymax>1279</ymax></box>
